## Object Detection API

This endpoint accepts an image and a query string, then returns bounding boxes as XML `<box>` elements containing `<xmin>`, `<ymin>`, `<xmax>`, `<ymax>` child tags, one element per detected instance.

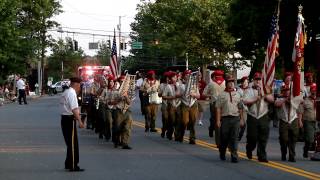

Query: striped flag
<box><xmin>110</xmin><ymin>30</ymin><xmax>119</xmax><ymax>78</ymax></box>
<box><xmin>292</xmin><ymin>5</ymin><xmax>306</xmax><ymax>97</ymax></box>
<box><xmin>261</xmin><ymin>7</ymin><xmax>280</xmax><ymax>96</ymax></box>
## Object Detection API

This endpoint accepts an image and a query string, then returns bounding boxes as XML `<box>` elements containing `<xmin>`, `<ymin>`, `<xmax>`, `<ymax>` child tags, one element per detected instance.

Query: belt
<box><xmin>61</xmin><ymin>115</ymin><xmax>74</xmax><ymax>117</ymax></box>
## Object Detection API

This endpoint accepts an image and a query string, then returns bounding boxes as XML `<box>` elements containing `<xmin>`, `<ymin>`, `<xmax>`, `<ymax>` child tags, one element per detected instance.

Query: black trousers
<box><xmin>18</xmin><ymin>89</ymin><xmax>27</xmax><ymax>104</ymax></box>
<box><xmin>61</xmin><ymin>115</ymin><xmax>79</xmax><ymax>169</ymax></box>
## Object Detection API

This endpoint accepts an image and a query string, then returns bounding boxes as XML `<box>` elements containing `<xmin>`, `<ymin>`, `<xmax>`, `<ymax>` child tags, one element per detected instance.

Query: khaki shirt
<box><xmin>159</xmin><ymin>83</ymin><xmax>167</xmax><ymax>105</ymax></box>
<box><xmin>276</xmin><ymin>95</ymin><xmax>303</xmax><ymax>124</ymax></box>
<box><xmin>216</xmin><ymin>90</ymin><xmax>243</xmax><ymax>117</ymax></box>
<box><xmin>180</xmin><ymin>83</ymin><xmax>200</xmax><ymax>107</ymax></box>
<box><xmin>163</xmin><ymin>83</ymin><xmax>181</xmax><ymax>107</ymax></box>
<box><xmin>298</xmin><ymin>97</ymin><xmax>316</xmax><ymax>121</ymax></box>
<box><xmin>141</xmin><ymin>79</ymin><xmax>160</xmax><ymax>94</ymax></box>
<box><xmin>104</xmin><ymin>89</ymin><xmax>119</xmax><ymax>109</ymax></box>
<box><xmin>203</xmin><ymin>81</ymin><xmax>225</xmax><ymax>104</ymax></box>
<box><xmin>243</xmin><ymin>88</ymin><xmax>270</xmax><ymax>119</ymax></box>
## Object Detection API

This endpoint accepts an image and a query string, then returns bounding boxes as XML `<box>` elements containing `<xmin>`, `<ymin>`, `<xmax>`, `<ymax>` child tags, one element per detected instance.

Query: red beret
<box><xmin>118</xmin><ymin>75</ymin><xmax>126</xmax><ymax>81</ymax></box>
<box><xmin>253</xmin><ymin>72</ymin><xmax>262</xmax><ymax>80</ymax></box>
<box><xmin>310</xmin><ymin>83</ymin><xmax>317</xmax><ymax>92</ymax></box>
<box><xmin>147</xmin><ymin>70</ymin><xmax>155</xmax><ymax>75</ymax></box>
<box><xmin>214</xmin><ymin>70</ymin><xmax>224</xmax><ymax>76</ymax></box>
<box><xmin>107</xmin><ymin>74</ymin><xmax>115</xmax><ymax>81</ymax></box>
<box><xmin>241</xmin><ymin>76</ymin><xmax>248</xmax><ymax>82</ymax></box>
<box><xmin>183</xmin><ymin>70</ymin><xmax>192</xmax><ymax>76</ymax></box>
<box><xmin>285</xmin><ymin>72</ymin><xmax>293</xmax><ymax>78</ymax></box>
<box><xmin>305</xmin><ymin>72</ymin><xmax>313</xmax><ymax>78</ymax></box>
<box><xmin>163</xmin><ymin>71</ymin><xmax>171</xmax><ymax>77</ymax></box>
<box><xmin>168</xmin><ymin>71</ymin><xmax>176</xmax><ymax>78</ymax></box>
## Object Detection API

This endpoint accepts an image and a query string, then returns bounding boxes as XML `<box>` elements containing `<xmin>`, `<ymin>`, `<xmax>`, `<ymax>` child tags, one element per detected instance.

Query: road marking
<box><xmin>132</xmin><ymin>121</ymin><xmax>320</xmax><ymax>180</ymax></box>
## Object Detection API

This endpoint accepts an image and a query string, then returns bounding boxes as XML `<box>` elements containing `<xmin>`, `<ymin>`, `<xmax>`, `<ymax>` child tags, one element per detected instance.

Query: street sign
<box><xmin>89</xmin><ymin>42</ymin><xmax>98</xmax><ymax>49</ymax></box>
<box><xmin>131</xmin><ymin>41</ymin><xmax>143</xmax><ymax>49</ymax></box>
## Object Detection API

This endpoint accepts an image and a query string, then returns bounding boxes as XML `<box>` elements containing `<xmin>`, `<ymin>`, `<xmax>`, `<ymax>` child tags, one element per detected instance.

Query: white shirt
<box><xmin>60</xmin><ymin>87</ymin><xmax>79</xmax><ymax>115</ymax></box>
<box><xmin>136</xmin><ymin>78</ymin><xmax>144</xmax><ymax>89</ymax></box>
<box><xmin>17</xmin><ymin>79</ymin><xmax>25</xmax><ymax>90</ymax></box>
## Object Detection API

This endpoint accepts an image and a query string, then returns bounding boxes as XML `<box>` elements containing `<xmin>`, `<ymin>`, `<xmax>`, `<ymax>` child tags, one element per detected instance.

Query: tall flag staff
<box><xmin>261</xmin><ymin>0</ymin><xmax>280</xmax><ymax>96</ymax></box>
<box><xmin>292</xmin><ymin>5</ymin><xmax>306</xmax><ymax>97</ymax></box>
<box><xmin>110</xmin><ymin>29</ymin><xmax>119</xmax><ymax>78</ymax></box>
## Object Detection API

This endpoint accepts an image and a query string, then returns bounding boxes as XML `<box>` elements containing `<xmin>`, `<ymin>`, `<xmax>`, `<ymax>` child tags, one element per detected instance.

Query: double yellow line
<box><xmin>133</xmin><ymin>121</ymin><xmax>320</xmax><ymax>180</ymax></box>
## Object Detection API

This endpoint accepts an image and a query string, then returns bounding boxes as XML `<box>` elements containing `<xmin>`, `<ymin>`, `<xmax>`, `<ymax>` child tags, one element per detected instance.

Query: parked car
<box><xmin>51</xmin><ymin>79</ymin><xmax>70</xmax><ymax>93</ymax></box>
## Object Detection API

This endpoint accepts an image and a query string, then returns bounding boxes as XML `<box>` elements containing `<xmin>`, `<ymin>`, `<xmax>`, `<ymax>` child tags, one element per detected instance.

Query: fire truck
<box><xmin>78</xmin><ymin>65</ymin><xmax>111</xmax><ymax>129</ymax></box>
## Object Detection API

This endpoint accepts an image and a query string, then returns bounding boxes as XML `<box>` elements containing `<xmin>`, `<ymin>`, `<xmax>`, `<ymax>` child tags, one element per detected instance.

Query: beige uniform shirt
<box><xmin>159</xmin><ymin>83</ymin><xmax>167</xmax><ymax>105</ymax></box>
<box><xmin>203</xmin><ymin>81</ymin><xmax>225</xmax><ymax>104</ymax></box>
<box><xmin>180</xmin><ymin>83</ymin><xmax>200</xmax><ymax>107</ymax></box>
<box><xmin>276</xmin><ymin>95</ymin><xmax>303</xmax><ymax>124</ymax></box>
<box><xmin>243</xmin><ymin>88</ymin><xmax>270</xmax><ymax>119</ymax></box>
<box><xmin>216</xmin><ymin>90</ymin><xmax>243</xmax><ymax>117</ymax></box>
<box><xmin>298</xmin><ymin>97</ymin><xmax>317</xmax><ymax>121</ymax></box>
<box><xmin>163</xmin><ymin>83</ymin><xmax>181</xmax><ymax>107</ymax></box>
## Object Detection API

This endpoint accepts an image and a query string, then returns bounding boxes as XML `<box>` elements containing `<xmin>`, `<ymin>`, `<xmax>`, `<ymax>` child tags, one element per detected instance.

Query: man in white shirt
<box><xmin>60</xmin><ymin>77</ymin><xmax>85</xmax><ymax>171</ymax></box>
<box><xmin>16</xmin><ymin>75</ymin><xmax>27</xmax><ymax>105</ymax></box>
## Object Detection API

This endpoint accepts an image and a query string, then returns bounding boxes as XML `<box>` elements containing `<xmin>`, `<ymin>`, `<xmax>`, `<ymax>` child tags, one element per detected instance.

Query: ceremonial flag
<box><xmin>110</xmin><ymin>29</ymin><xmax>119</xmax><ymax>78</ymax></box>
<box><xmin>292</xmin><ymin>5</ymin><xmax>306</xmax><ymax>97</ymax></box>
<box><xmin>261</xmin><ymin>5</ymin><xmax>280</xmax><ymax>96</ymax></box>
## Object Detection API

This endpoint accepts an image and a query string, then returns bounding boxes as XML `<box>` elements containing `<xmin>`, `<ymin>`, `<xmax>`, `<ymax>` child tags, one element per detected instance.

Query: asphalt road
<box><xmin>0</xmin><ymin>95</ymin><xmax>319</xmax><ymax>180</ymax></box>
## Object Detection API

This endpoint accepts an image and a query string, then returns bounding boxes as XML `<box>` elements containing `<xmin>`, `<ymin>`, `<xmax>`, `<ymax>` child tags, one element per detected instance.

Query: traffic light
<box><xmin>68</xmin><ymin>41</ymin><xmax>73</xmax><ymax>51</ymax></box>
<box><xmin>107</xmin><ymin>40</ymin><xmax>111</xmax><ymax>48</ymax></box>
<box><xmin>74</xmin><ymin>40</ymin><xmax>78</xmax><ymax>51</ymax></box>
<box><xmin>120</xmin><ymin>42</ymin><xmax>124</xmax><ymax>50</ymax></box>
<box><xmin>120</xmin><ymin>42</ymin><xmax>127</xmax><ymax>50</ymax></box>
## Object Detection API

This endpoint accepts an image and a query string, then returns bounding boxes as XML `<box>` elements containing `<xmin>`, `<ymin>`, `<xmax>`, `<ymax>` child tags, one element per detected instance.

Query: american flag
<box><xmin>110</xmin><ymin>30</ymin><xmax>119</xmax><ymax>78</ymax></box>
<box><xmin>261</xmin><ymin>11</ymin><xmax>279</xmax><ymax>96</ymax></box>
<box><xmin>292</xmin><ymin>6</ymin><xmax>306</xmax><ymax>97</ymax></box>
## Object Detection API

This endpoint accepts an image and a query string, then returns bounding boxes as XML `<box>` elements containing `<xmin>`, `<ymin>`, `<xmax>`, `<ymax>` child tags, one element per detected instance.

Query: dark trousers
<box><xmin>219</xmin><ymin>116</ymin><xmax>240</xmax><ymax>159</ymax></box>
<box><xmin>246</xmin><ymin>114</ymin><xmax>270</xmax><ymax>160</ymax></box>
<box><xmin>279</xmin><ymin>119</ymin><xmax>299</xmax><ymax>159</ymax></box>
<box><xmin>303</xmin><ymin>121</ymin><xmax>316</xmax><ymax>153</ymax></box>
<box><xmin>18</xmin><ymin>89</ymin><xmax>27</xmax><ymax>104</ymax></box>
<box><xmin>61</xmin><ymin>115</ymin><xmax>79</xmax><ymax>169</ymax></box>
<box><xmin>209</xmin><ymin>103</ymin><xmax>220</xmax><ymax>146</ymax></box>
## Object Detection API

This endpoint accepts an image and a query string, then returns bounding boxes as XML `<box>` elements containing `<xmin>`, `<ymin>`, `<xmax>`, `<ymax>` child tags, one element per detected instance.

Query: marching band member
<box><xmin>177</xmin><ymin>70</ymin><xmax>200</xmax><ymax>144</ymax></box>
<box><xmin>216</xmin><ymin>74</ymin><xmax>244</xmax><ymax>163</ymax></box>
<box><xmin>298</xmin><ymin>83</ymin><xmax>317</xmax><ymax>158</ymax></box>
<box><xmin>159</xmin><ymin>71</ymin><xmax>170</xmax><ymax>138</ymax></box>
<box><xmin>141</xmin><ymin>70</ymin><xmax>160</xmax><ymax>132</ymax></box>
<box><xmin>197</xmin><ymin>72</ymin><xmax>207</xmax><ymax>126</ymax></box>
<box><xmin>242</xmin><ymin>72</ymin><xmax>274</xmax><ymax>162</ymax></box>
<box><xmin>203</xmin><ymin>70</ymin><xmax>225</xmax><ymax>147</ymax></box>
<box><xmin>275</xmin><ymin>84</ymin><xmax>303</xmax><ymax>162</ymax></box>
<box><xmin>237</xmin><ymin>76</ymin><xmax>249</xmax><ymax>141</ymax></box>
<box><xmin>162</xmin><ymin>72</ymin><xmax>181</xmax><ymax>140</ymax></box>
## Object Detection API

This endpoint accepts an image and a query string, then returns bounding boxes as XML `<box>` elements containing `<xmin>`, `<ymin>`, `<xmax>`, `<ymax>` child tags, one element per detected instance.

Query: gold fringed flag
<box><xmin>292</xmin><ymin>5</ymin><xmax>307</xmax><ymax>97</ymax></box>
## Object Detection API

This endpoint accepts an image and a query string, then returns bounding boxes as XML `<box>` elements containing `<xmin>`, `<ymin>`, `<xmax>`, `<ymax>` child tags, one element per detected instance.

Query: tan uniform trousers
<box><xmin>114</xmin><ymin>109</ymin><xmax>132</xmax><ymax>146</ymax></box>
<box><xmin>145</xmin><ymin>103</ymin><xmax>159</xmax><ymax>130</ymax></box>
<box><xmin>161</xmin><ymin>103</ymin><xmax>169</xmax><ymax>137</ymax></box>
<box><xmin>178</xmin><ymin>103</ymin><xmax>198</xmax><ymax>142</ymax></box>
<box><xmin>166</xmin><ymin>104</ymin><xmax>180</xmax><ymax>140</ymax></box>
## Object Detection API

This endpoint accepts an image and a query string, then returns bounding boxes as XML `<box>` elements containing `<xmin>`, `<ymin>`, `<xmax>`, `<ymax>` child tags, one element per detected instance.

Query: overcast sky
<box><xmin>51</xmin><ymin>0</ymin><xmax>142</xmax><ymax>55</ymax></box>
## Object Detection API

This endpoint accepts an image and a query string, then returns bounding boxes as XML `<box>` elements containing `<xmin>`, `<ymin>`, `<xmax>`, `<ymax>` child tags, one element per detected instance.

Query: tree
<box><xmin>47</xmin><ymin>38</ymin><xmax>84</xmax><ymax>82</ymax></box>
<box><xmin>130</xmin><ymin>0</ymin><xmax>237</xmax><ymax>72</ymax></box>
<box><xmin>96</xmin><ymin>40</ymin><xmax>111</xmax><ymax>66</ymax></box>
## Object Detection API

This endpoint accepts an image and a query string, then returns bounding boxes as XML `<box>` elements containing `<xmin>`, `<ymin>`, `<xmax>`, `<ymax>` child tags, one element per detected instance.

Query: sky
<box><xmin>51</xmin><ymin>0</ymin><xmax>142</xmax><ymax>56</ymax></box>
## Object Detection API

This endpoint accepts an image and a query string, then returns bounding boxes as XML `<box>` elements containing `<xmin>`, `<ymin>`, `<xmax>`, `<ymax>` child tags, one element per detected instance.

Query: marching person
<box><xmin>136</xmin><ymin>72</ymin><xmax>146</xmax><ymax>115</ymax></box>
<box><xmin>16</xmin><ymin>75</ymin><xmax>27</xmax><ymax>105</ymax></box>
<box><xmin>216</xmin><ymin>74</ymin><xmax>244</xmax><ymax>163</ymax></box>
<box><xmin>197</xmin><ymin>72</ymin><xmax>207</xmax><ymax>126</ymax></box>
<box><xmin>60</xmin><ymin>77</ymin><xmax>85</xmax><ymax>172</ymax></box>
<box><xmin>237</xmin><ymin>76</ymin><xmax>250</xmax><ymax>141</ymax></box>
<box><xmin>159</xmin><ymin>71</ymin><xmax>170</xmax><ymax>138</ymax></box>
<box><xmin>203</xmin><ymin>70</ymin><xmax>225</xmax><ymax>146</ymax></box>
<box><xmin>242</xmin><ymin>72</ymin><xmax>274</xmax><ymax>162</ymax></box>
<box><xmin>298</xmin><ymin>83</ymin><xmax>317</xmax><ymax>158</ymax></box>
<box><xmin>177</xmin><ymin>70</ymin><xmax>200</xmax><ymax>144</ymax></box>
<box><xmin>162</xmin><ymin>72</ymin><xmax>181</xmax><ymax>140</ymax></box>
<box><xmin>141</xmin><ymin>70</ymin><xmax>160</xmax><ymax>132</ymax></box>
<box><xmin>275</xmin><ymin>85</ymin><xmax>303</xmax><ymax>162</ymax></box>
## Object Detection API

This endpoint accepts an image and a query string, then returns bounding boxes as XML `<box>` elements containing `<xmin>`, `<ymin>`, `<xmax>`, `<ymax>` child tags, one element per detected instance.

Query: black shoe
<box><xmin>122</xmin><ymin>145</ymin><xmax>132</xmax><ymax>150</ymax></box>
<box><xmin>220</xmin><ymin>154</ymin><xmax>226</xmax><ymax>161</ymax></box>
<box><xmin>209</xmin><ymin>129</ymin><xmax>213</xmax><ymax>137</ymax></box>
<box><xmin>303</xmin><ymin>152</ymin><xmax>308</xmax><ymax>158</ymax></box>
<box><xmin>114</xmin><ymin>143</ymin><xmax>118</xmax><ymax>148</ymax></box>
<box><xmin>231</xmin><ymin>157</ymin><xmax>238</xmax><ymax>163</ymax></box>
<box><xmin>288</xmin><ymin>157</ymin><xmax>296</xmax><ymax>162</ymax></box>
<box><xmin>281</xmin><ymin>155</ymin><xmax>287</xmax><ymax>161</ymax></box>
<box><xmin>69</xmin><ymin>166</ymin><xmax>85</xmax><ymax>172</ymax></box>
<box><xmin>189</xmin><ymin>140</ymin><xmax>196</xmax><ymax>145</ymax></box>
<box><xmin>99</xmin><ymin>134</ymin><xmax>103</xmax><ymax>139</ymax></box>
<box><xmin>246</xmin><ymin>151</ymin><xmax>252</xmax><ymax>159</ymax></box>
<box><xmin>145</xmin><ymin>128</ymin><xmax>149</xmax><ymax>132</ymax></box>
<box><xmin>167</xmin><ymin>136</ymin><xmax>172</xmax><ymax>140</ymax></box>
<box><xmin>258</xmin><ymin>158</ymin><xmax>269</xmax><ymax>163</ymax></box>
<box><xmin>161</xmin><ymin>132</ymin><xmax>165</xmax><ymax>138</ymax></box>
<box><xmin>150</xmin><ymin>129</ymin><xmax>158</xmax><ymax>132</ymax></box>
<box><xmin>65</xmin><ymin>166</ymin><xmax>71</xmax><ymax>170</ymax></box>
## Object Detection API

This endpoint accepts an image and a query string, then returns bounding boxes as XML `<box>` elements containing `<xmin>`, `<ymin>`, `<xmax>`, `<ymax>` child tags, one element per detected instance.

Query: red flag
<box><xmin>292</xmin><ymin>6</ymin><xmax>306</xmax><ymax>97</ymax></box>
<box><xmin>110</xmin><ymin>30</ymin><xmax>119</xmax><ymax>78</ymax></box>
<box><xmin>261</xmin><ymin>6</ymin><xmax>280</xmax><ymax>96</ymax></box>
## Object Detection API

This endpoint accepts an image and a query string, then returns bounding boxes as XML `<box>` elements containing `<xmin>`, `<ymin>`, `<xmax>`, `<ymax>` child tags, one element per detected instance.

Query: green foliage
<box><xmin>96</xmin><ymin>41</ymin><xmax>111</xmax><ymax>66</ymax></box>
<box><xmin>47</xmin><ymin>38</ymin><xmax>84</xmax><ymax>81</ymax></box>
<box><xmin>130</xmin><ymin>0</ymin><xmax>236</xmax><ymax>71</ymax></box>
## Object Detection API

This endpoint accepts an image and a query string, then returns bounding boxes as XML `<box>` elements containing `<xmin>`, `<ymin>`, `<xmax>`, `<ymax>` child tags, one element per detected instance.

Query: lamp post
<box><xmin>186</xmin><ymin>53</ymin><xmax>189</xmax><ymax>70</ymax></box>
